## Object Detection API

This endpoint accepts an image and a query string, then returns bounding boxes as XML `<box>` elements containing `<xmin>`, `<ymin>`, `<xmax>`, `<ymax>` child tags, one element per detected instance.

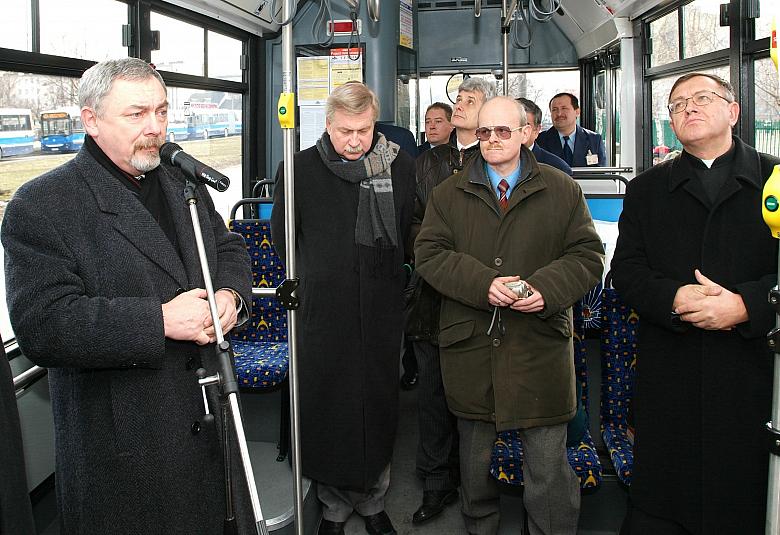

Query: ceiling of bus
<box><xmin>170</xmin><ymin>0</ymin><xmax>668</xmax><ymax>53</ymax></box>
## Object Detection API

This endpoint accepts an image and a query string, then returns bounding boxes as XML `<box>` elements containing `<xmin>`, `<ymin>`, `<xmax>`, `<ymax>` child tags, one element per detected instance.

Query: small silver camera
<box><xmin>505</xmin><ymin>280</ymin><xmax>533</xmax><ymax>299</ymax></box>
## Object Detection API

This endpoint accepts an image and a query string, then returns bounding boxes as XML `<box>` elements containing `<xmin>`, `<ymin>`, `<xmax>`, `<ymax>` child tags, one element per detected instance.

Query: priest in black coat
<box><xmin>612</xmin><ymin>72</ymin><xmax>779</xmax><ymax>534</ymax></box>
<box><xmin>272</xmin><ymin>83</ymin><xmax>415</xmax><ymax>535</ymax></box>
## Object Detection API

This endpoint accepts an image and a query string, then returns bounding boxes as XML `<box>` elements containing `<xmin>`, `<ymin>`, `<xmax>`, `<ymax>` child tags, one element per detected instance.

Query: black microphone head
<box><xmin>159</xmin><ymin>142</ymin><xmax>182</xmax><ymax>164</ymax></box>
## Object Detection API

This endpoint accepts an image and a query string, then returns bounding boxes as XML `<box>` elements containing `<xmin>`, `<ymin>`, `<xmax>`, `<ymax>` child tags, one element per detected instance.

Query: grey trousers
<box><xmin>413</xmin><ymin>340</ymin><xmax>459</xmax><ymax>491</ymax></box>
<box><xmin>458</xmin><ymin>418</ymin><xmax>580</xmax><ymax>535</ymax></box>
<box><xmin>317</xmin><ymin>464</ymin><xmax>391</xmax><ymax>522</ymax></box>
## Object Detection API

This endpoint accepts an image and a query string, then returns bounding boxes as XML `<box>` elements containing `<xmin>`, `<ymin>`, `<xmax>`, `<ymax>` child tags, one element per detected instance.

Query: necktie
<box><xmin>562</xmin><ymin>135</ymin><xmax>574</xmax><ymax>166</ymax></box>
<box><xmin>497</xmin><ymin>179</ymin><xmax>509</xmax><ymax>212</ymax></box>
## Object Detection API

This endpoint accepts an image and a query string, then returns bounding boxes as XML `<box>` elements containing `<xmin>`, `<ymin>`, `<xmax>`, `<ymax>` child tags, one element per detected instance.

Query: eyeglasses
<box><xmin>475</xmin><ymin>125</ymin><xmax>523</xmax><ymax>141</ymax></box>
<box><xmin>667</xmin><ymin>90</ymin><xmax>731</xmax><ymax>114</ymax></box>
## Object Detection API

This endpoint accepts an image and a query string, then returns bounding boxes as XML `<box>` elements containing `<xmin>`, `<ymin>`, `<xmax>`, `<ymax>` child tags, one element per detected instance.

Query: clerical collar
<box><xmin>681</xmin><ymin>141</ymin><xmax>736</xmax><ymax>170</ymax></box>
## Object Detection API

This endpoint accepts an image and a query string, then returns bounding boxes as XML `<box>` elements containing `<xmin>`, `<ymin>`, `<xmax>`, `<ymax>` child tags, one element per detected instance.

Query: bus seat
<box><xmin>228</xmin><ymin>213</ymin><xmax>290</xmax><ymax>461</ymax></box>
<box><xmin>228</xmin><ymin>217</ymin><xmax>289</xmax><ymax>389</ymax></box>
<box><xmin>490</xmin><ymin>301</ymin><xmax>603</xmax><ymax>490</ymax></box>
<box><xmin>599</xmin><ymin>278</ymin><xmax>637</xmax><ymax>486</ymax></box>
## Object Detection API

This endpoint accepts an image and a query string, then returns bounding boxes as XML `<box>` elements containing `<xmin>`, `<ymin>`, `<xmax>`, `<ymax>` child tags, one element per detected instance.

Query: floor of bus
<box><xmin>34</xmin><ymin>337</ymin><xmax>628</xmax><ymax>534</ymax></box>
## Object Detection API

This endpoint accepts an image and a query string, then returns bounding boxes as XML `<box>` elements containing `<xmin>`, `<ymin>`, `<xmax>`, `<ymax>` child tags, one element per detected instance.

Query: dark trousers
<box><xmin>458</xmin><ymin>418</ymin><xmax>580</xmax><ymax>535</ymax></box>
<box><xmin>413</xmin><ymin>340</ymin><xmax>459</xmax><ymax>491</ymax></box>
<box><xmin>621</xmin><ymin>501</ymin><xmax>693</xmax><ymax>535</ymax></box>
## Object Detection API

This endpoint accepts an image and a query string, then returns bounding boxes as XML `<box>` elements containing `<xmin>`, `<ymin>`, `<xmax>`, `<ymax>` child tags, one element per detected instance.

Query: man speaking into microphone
<box><xmin>1</xmin><ymin>58</ymin><xmax>253</xmax><ymax>534</ymax></box>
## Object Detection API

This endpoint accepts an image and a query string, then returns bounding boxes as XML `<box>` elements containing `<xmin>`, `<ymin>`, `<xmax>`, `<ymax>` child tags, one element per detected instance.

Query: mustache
<box><xmin>134</xmin><ymin>138</ymin><xmax>163</xmax><ymax>151</ymax></box>
<box><xmin>344</xmin><ymin>145</ymin><xmax>364</xmax><ymax>154</ymax></box>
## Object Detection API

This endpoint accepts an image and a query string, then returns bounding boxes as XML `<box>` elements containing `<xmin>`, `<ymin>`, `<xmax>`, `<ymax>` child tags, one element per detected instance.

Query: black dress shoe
<box><xmin>318</xmin><ymin>518</ymin><xmax>345</xmax><ymax>535</ymax></box>
<box><xmin>400</xmin><ymin>372</ymin><xmax>418</xmax><ymax>390</ymax></box>
<box><xmin>412</xmin><ymin>488</ymin><xmax>459</xmax><ymax>524</ymax></box>
<box><xmin>363</xmin><ymin>510</ymin><xmax>397</xmax><ymax>535</ymax></box>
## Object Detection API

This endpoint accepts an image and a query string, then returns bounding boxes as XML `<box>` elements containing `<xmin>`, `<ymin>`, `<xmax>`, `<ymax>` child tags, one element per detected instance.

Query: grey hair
<box><xmin>325</xmin><ymin>82</ymin><xmax>380</xmax><ymax>122</ymax></box>
<box><xmin>482</xmin><ymin>96</ymin><xmax>528</xmax><ymax>127</ymax></box>
<box><xmin>458</xmin><ymin>77</ymin><xmax>496</xmax><ymax>102</ymax></box>
<box><xmin>79</xmin><ymin>58</ymin><xmax>166</xmax><ymax>117</ymax></box>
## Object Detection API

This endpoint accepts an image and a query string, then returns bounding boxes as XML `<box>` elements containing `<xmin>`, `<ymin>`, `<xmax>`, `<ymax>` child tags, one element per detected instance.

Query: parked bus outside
<box><xmin>40</xmin><ymin>107</ymin><xmax>85</xmax><ymax>153</ymax></box>
<box><xmin>0</xmin><ymin>108</ymin><xmax>36</xmax><ymax>159</ymax></box>
<box><xmin>186</xmin><ymin>104</ymin><xmax>241</xmax><ymax>140</ymax></box>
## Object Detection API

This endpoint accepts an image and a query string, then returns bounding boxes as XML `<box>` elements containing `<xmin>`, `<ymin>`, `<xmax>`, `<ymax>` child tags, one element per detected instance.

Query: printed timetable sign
<box><xmin>330</xmin><ymin>48</ymin><xmax>363</xmax><ymax>89</ymax></box>
<box><xmin>399</xmin><ymin>0</ymin><xmax>413</xmax><ymax>49</ymax></box>
<box><xmin>296</xmin><ymin>56</ymin><xmax>330</xmax><ymax>105</ymax></box>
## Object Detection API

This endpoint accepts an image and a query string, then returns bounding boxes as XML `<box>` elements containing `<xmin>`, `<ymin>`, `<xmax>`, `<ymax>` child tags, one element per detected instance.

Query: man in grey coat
<box><xmin>415</xmin><ymin>96</ymin><xmax>603</xmax><ymax>535</ymax></box>
<box><xmin>2</xmin><ymin>58</ymin><xmax>252</xmax><ymax>534</ymax></box>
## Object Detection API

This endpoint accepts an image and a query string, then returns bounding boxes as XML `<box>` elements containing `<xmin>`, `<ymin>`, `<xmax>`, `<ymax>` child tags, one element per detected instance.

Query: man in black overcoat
<box><xmin>612</xmin><ymin>72</ymin><xmax>780</xmax><ymax>534</ymax></box>
<box><xmin>1</xmin><ymin>58</ymin><xmax>253</xmax><ymax>534</ymax></box>
<box><xmin>271</xmin><ymin>83</ymin><xmax>415</xmax><ymax>535</ymax></box>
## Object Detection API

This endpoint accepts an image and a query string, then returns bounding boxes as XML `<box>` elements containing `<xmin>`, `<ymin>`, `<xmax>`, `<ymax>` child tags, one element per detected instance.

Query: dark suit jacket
<box><xmin>531</xmin><ymin>143</ymin><xmax>572</xmax><ymax>175</ymax></box>
<box><xmin>1</xmin><ymin>147</ymin><xmax>253</xmax><ymax>534</ymax></box>
<box><xmin>375</xmin><ymin>122</ymin><xmax>419</xmax><ymax>158</ymax></box>
<box><xmin>537</xmin><ymin>124</ymin><xmax>607</xmax><ymax>167</ymax></box>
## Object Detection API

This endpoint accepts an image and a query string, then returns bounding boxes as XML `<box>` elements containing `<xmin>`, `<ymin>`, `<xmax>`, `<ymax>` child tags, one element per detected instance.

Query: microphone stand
<box><xmin>181</xmin><ymin>178</ymin><xmax>268</xmax><ymax>535</ymax></box>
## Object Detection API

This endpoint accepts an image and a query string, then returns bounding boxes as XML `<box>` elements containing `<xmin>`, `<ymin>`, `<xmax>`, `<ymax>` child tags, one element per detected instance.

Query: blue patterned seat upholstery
<box><xmin>228</xmin><ymin>219</ymin><xmax>289</xmax><ymax>389</ymax></box>
<box><xmin>490</xmin><ymin>302</ymin><xmax>603</xmax><ymax>489</ymax></box>
<box><xmin>599</xmin><ymin>284</ymin><xmax>638</xmax><ymax>485</ymax></box>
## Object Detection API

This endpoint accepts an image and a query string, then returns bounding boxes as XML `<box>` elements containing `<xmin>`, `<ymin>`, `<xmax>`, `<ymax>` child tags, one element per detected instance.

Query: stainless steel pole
<box><xmin>501</xmin><ymin>0</ymin><xmax>509</xmax><ymax>95</ymax></box>
<box><xmin>279</xmin><ymin>1</ymin><xmax>304</xmax><ymax>533</ymax></box>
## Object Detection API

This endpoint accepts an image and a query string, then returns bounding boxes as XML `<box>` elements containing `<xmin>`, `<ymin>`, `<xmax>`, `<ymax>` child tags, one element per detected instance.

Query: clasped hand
<box><xmin>673</xmin><ymin>269</ymin><xmax>748</xmax><ymax>330</ymax></box>
<box><xmin>488</xmin><ymin>276</ymin><xmax>545</xmax><ymax>313</ymax></box>
<box><xmin>162</xmin><ymin>288</ymin><xmax>239</xmax><ymax>345</ymax></box>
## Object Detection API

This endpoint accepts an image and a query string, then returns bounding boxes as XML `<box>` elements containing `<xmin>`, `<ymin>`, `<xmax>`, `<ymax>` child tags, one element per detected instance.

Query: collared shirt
<box><xmin>457</xmin><ymin>138</ymin><xmax>480</xmax><ymax>151</ymax></box>
<box><xmin>485</xmin><ymin>161</ymin><xmax>522</xmax><ymax>200</ymax></box>
<box><xmin>557</xmin><ymin>129</ymin><xmax>575</xmax><ymax>154</ymax></box>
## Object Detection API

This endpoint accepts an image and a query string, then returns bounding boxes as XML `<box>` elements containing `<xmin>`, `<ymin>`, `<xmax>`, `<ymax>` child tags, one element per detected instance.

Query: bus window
<box><xmin>753</xmin><ymin>56</ymin><xmax>780</xmax><ymax>158</ymax></box>
<box><xmin>649</xmin><ymin>10</ymin><xmax>679</xmax><ymax>68</ymax></box>
<box><xmin>39</xmin><ymin>0</ymin><xmax>127</xmax><ymax>61</ymax></box>
<box><xmin>151</xmin><ymin>13</ymin><xmax>205</xmax><ymax>77</ymax></box>
<box><xmin>166</xmin><ymin>87</ymin><xmax>244</xmax><ymax>218</ymax></box>
<box><xmin>681</xmin><ymin>0</ymin><xmax>729</xmax><ymax>59</ymax></box>
<box><xmin>754</xmin><ymin>1</ymin><xmax>772</xmax><ymax>40</ymax></box>
<box><xmin>207</xmin><ymin>31</ymin><xmax>243</xmax><ymax>81</ymax></box>
<box><xmin>0</xmin><ymin>0</ymin><xmax>32</xmax><ymax>51</ymax></box>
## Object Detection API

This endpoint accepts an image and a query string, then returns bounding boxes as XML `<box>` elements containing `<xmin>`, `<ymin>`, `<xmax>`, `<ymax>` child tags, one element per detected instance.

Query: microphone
<box><xmin>159</xmin><ymin>142</ymin><xmax>230</xmax><ymax>192</ymax></box>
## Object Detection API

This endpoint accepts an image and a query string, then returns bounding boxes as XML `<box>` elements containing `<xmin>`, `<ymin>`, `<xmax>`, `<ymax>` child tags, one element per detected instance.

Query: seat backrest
<box><xmin>229</xmin><ymin>219</ymin><xmax>288</xmax><ymax>343</ymax></box>
<box><xmin>599</xmin><ymin>285</ymin><xmax>638</xmax><ymax>426</ymax></box>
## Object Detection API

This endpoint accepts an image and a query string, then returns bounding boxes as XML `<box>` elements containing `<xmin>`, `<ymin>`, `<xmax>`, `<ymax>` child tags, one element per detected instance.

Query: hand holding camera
<box><xmin>504</xmin><ymin>280</ymin><xmax>534</xmax><ymax>299</ymax></box>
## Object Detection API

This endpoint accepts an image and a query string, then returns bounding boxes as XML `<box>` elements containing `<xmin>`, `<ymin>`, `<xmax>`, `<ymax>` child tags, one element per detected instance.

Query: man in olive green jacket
<box><xmin>414</xmin><ymin>96</ymin><xmax>603</xmax><ymax>535</ymax></box>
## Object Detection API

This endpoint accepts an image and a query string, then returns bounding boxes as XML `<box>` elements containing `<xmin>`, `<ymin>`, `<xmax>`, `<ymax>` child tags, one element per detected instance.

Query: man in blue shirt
<box><xmin>537</xmin><ymin>92</ymin><xmax>607</xmax><ymax>167</ymax></box>
<box><xmin>415</xmin><ymin>95</ymin><xmax>603</xmax><ymax>535</ymax></box>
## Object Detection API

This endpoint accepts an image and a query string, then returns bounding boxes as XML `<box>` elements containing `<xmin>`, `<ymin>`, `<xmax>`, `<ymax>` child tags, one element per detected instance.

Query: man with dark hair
<box><xmin>2</xmin><ymin>58</ymin><xmax>253</xmax><ymax>534</ymax></box>
<box><xmin>418</xmin><ymin>102</ymin><xmax>453</xmax><ymax>153</ymax></box>
<box><xmin>537</xmin><ymin>92</ymin><xmax>607</xmax><ymax>167</ymax></box>
<box><xmin>611</xmin><ymin>72</ymin><xmax>779</xmax><ymax>534</ymax></box>
<box><xmin>406</xmin><ymin>76</ymin><xmax>495</xmax><ymax>526</ymax></box>
<box><xmin>272</xmin><ymin>82</ymin><xmax>415</xmax><ymax>535</ymax></box>
<box><xmin>517</xmin><ymin>97</ymin><xmax>572</xmax><ymax>175</ymax></box>
<box><xmin>415</xmin><ymin>96</ymin><xmax>603</xmax><ymax>535</ymax></box>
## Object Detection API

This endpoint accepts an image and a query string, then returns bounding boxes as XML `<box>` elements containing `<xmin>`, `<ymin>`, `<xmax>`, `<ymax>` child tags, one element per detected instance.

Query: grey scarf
<box><xmin>317</xmin><ymin>131</ymin><xmax>399</xmax><ymax>249</ymax></box>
